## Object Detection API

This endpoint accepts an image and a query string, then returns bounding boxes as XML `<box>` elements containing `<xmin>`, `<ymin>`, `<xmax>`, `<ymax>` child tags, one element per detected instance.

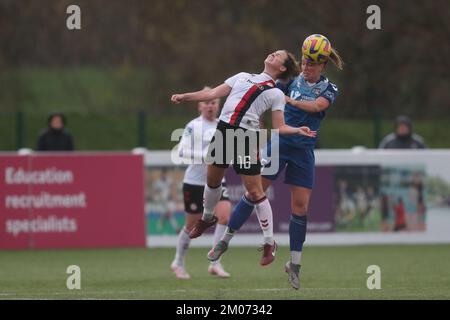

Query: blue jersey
<box><xmin>277</xmin><ymin>73</ymin><xmax>338</xmax><ymax>149</ymax></box>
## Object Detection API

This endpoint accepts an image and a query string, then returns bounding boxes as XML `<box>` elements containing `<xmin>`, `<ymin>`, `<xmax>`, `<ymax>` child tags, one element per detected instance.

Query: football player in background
<box><xmin>155</xmin><ymin>168</ymin><xmax>180</xmax><ymax>233</ymax></box>
<box><xmin>171</xmin><ymin>95</ymin><xmax>232</xmax><ymax>279</ymax></box>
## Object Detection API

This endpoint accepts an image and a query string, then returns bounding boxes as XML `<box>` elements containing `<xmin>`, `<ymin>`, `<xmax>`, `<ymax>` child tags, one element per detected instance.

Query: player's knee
<box><xmin>206</xmin><ymin>177</ymin><xmax>222</xmax><ymax>189</ymax></box>
<box><xmin>246</xmin><ymin>190</ymin><xmax>265</xmax><ymax>202</ymax></box>
<box><xmin>292</xmin><ymin>202</ymin><xmax>309</xmax><ymax>215</ymax></box>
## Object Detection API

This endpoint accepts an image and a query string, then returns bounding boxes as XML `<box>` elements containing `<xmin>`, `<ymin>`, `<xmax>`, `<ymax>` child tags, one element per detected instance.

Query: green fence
<box><xmin>1</xmin><ymin>111</ymin><xmax>449</xmax><ymax>151</ymax></box>
<box><xmin>1</xmin><ymin>111</ymin><xmax>192</xmax><ymax>151</ymax></box>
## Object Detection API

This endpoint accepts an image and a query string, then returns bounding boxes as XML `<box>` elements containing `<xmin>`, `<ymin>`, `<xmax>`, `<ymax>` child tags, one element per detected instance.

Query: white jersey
<box><xmin>219</xmin><ymin>72</ymin><xmax>286</xmax><ymax>130</ymax></box>
<box><xmin>178</xmin><ymin>116</ymin><xmax>225</xmax><ymax>186</ymax></box>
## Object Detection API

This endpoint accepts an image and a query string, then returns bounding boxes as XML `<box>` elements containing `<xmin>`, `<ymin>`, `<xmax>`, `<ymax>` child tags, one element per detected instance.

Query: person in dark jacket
<box><xmin>36</xmin><ymin>112</ymin><xmax>75</xmax><ymax>151</ymax></box>
<box><xmin>378</xmin><ymin>115</ymin><xmax>426</xmax><ymax>149</ymax></box>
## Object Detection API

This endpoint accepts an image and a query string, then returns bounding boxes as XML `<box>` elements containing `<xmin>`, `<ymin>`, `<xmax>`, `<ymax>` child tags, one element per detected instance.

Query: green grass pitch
<box><xmin>1</xmin><ymin>244</ymin><xmax>449</xmax><ymax>300</ymax></box>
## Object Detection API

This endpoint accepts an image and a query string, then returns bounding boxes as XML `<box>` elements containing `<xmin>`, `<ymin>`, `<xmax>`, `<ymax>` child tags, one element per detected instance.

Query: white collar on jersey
<box><xmin>302</xmin><ymin>73</ymin><xmax>325</xmax><ymax>86</ymax></box>
<box><xmin>200</xmin><ymin>115</ymin><xmax>218</xmax><ymax>124</ymax></box>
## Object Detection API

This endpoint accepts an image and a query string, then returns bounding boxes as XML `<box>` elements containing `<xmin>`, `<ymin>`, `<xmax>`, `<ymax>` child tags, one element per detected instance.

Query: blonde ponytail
<box><xmin>329</xmin><ymin>47</ymin><xmax>344</xmax><ymax>70</ymax></box>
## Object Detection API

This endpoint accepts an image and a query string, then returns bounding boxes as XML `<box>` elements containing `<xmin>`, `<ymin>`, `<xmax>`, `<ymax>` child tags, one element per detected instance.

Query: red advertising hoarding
<box><xmin>0</xmin><ymin>153</ymin><xmax>146</xmax><ymax>249</ymax></box>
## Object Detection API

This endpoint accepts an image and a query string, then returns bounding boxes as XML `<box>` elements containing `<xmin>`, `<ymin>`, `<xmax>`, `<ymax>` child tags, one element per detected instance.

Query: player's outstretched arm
<box><xmin>271</xmin><ymin>110</ymin><xmax>316</xmax><ymax>137</ymax></box>
<box><xmin>285</xmin><ymin>96</ymin><xmax>330</xmax><ymax>113</ymax></box>
<box><xmin>171</xmin><ymin>84</ymin><xmax>231</xmax><ymax>104</ymax></box>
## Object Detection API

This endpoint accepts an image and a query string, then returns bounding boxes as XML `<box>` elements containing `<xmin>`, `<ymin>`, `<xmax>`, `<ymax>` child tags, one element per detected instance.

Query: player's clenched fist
<box><xmin>171</xmin><ymin>94</ymin><xmax>185</xmax><ymax>104</ymax></box>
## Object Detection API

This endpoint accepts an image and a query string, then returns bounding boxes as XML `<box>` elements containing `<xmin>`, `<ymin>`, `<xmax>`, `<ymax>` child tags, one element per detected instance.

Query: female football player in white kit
<box><xmin>171</xmin><ymin>95</ymin><xmax>232</xmax><ymax>279</ymax></box>
<box><xmin>171</xmin><ymin>50</ymin><xmax>316</xmax><ymax>266</ymax></box>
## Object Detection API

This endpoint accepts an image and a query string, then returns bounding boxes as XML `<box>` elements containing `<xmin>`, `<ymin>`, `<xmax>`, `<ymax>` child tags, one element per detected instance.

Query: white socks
<box><xmin>175</xmin><ymin>224</ymin><xmax>229</xmax><ymax>267</ymax></box>
<box><xmin>211</xmin><ymin>223</ymin><xmax>228</xmax><ymax>265</ymax></box>
<box><xmin>213</xmin><ymin>223</ymin><xmax>228</xmax><ymax>246</ymax></box>
<box><xmin>255</xmin><ymin>198</ymin><xmax>274</xmax><ymax>245</ymax></box>
<box><xmin>202</xmin><ymin>184</ymin><xmax>222</xmax><ymax>221</ymax></box>
<box><xmin>221</xmin><ymin>227</ymin><xmax>236</xmax><ymax>244</ymax></box>
<box><xmin>174</xmin><ymin>227</ymin><xmax>191</xmax><ymax>267</ymax></box>
<box><xmin>290</xmin><ymin>251</ymin><xmax>302</xmax><ymax>265</ymax></box>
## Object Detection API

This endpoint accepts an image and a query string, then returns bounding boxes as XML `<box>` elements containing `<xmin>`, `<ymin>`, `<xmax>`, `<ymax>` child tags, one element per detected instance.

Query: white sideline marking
<box><xmin>0</xmin><ymin>288</ymin><xmax>294</xmax><ymax>297</ymax></box>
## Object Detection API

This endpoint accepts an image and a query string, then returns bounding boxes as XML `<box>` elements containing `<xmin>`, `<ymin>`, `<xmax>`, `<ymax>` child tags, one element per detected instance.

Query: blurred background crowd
<box><xmin>0</xmin><ymin>0</ymin><xmax>448</xmax><ymax>151</ymax></box>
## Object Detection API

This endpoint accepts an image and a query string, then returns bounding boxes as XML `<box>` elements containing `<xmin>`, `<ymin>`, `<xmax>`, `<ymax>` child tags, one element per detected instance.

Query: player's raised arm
<box><xmin>285</xmin><ymin>96</ymin><xmax>330</xmax><ymax>113</ymax></box>
<box><xmin>271</xmin><ymin>110</ymin><xmax>316</xmax><ymax>137</ymax></box>
<box><xmin>171</xmin><ymin>83</ymin><xmax>231</xmax><ymax>104</ymax></box>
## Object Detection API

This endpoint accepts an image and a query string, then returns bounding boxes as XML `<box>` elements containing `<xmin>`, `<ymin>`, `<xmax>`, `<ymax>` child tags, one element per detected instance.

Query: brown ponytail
<box><xmin>279</xmin><ymin>50</ymin><xmax>301</xmax><ymax>81</ymax></box>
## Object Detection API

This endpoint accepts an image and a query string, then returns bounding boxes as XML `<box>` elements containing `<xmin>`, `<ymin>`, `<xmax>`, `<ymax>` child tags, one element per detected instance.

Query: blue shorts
<box><xmin>261</xmin><ymin>139</ymin><xmax>315</xmax><ymax>189</ymax></box>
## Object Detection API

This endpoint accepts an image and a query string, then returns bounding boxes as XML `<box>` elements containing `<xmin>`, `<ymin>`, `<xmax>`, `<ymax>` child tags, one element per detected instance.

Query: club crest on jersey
<box><xmin>258</xmin><ymin>82</ymin><xmax>274</xmax><ymax>90</ymax></box>
<box><xmin>312</xmin><ymin>87</ymin><xmax>321</xmax><ymax>96</ymax></box>
<box><xmin>184</xmin><ymin>127</ymin><xmax>192</xmax><ymax>137</ymax></box>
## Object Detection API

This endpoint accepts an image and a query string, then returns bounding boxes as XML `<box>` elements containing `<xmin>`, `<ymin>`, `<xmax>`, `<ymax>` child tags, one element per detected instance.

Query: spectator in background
<box><xmin>380</xmin><ymin>194</ymin><xmax>390</xmax><ymax>232</ymax></box>
<box><xmin>393</xmin><ymin>197</ymin><xmax>407</xmax><ymax>231</ymax></box>
<box><xmin>378</xmin><ymin>115</ymin><xmax>426</xmax><ymax>149</ymax></box>
<box><xmin>36</xmin><ymin>112</ymin><xmax>75</xmax><ymax>151</ymax></box>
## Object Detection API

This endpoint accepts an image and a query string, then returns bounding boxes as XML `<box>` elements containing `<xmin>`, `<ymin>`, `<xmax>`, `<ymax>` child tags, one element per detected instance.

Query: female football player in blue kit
<box><xmin>267</xmin><ymin>34</ymin><xmax>343</xmax><ymax>289</ymax></box>
<box><xmin>209</xmin><ymin>34</ymin><xmax>344</xmax><ymax>290</ymax></box>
